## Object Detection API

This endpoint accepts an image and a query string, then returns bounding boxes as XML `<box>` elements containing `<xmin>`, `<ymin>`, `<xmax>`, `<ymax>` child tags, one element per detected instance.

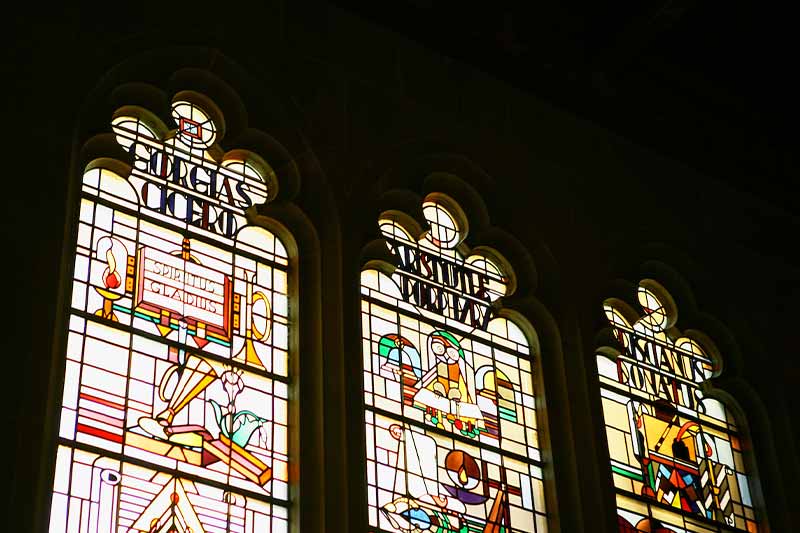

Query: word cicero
<box><xmin>386</xmin><ymin>237</ymin><xmax>494</xmax><ymax>329</ymax></box>
<box><xmin>128</xmin><ymin>142</ymin><xmax>259</xmax><ymax>238</ymax></box>
<box><xmin>615</xmin><ymin>332</ymin><xmax>710</xmax><ymax>411</ymax></box>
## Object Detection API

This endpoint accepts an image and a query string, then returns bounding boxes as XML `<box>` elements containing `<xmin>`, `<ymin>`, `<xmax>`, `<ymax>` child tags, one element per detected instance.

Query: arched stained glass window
<box><xmin>47</xmin><ymin>93</ymin><xmax>294</xmax><ymax>532</ymax></box>
<box><xmin>362</xmin><ymin>195</ymin><xmax>549</xmax><ymax>533</ymax></box>
<box><xmin>596</xmin><ymin>280</ymin><xmax>763</xmax><ymax>533</ymax></box>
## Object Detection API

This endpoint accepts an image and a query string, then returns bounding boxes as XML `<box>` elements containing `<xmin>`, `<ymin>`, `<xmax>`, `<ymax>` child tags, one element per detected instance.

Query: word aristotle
<box><xmin>615</xmin><ymin>331</ymin><xmax>709</xmax><ymax>412</ymax></box>
<box><xmin>386</xmin><ymin>237</ymin><xmax>494</xmax><ymax>329</ymax></box>
<box><xmin>128</xmin><ymin>141</ymin><xmax>258</xmax><ymax>238</ymax></box>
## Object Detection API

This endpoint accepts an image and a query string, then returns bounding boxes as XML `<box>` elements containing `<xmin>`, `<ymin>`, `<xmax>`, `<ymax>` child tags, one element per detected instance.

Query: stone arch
<box><xmin>353</xmin><ymin>155</ymin><xmax>577</xmax><ymax>532</ymax></box>
<box><xmin>594</xmin><ymin>262</ymin><xmax>774</xmax><ymax>532</ymax></box>
<box><xmin>36</xmin><ymin>52</ymin><xmax>336</xmax><ymax>533</ymax></box>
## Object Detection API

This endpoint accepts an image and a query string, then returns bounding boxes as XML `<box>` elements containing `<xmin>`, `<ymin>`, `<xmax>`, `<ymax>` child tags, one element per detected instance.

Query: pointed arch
<box><xmin>360</xmin><ymin>185</ymin><xmax>554</xmax><ymax>533</ymax></box>
<box><xmin>596</xmin><ymin>278</ymin><xmax>767</xmax><ymax>533</ymax></box>
<box><xmin>42</xmin><ymin>72</ymin><xmax>319</xmax><ymax>533</ymax></box>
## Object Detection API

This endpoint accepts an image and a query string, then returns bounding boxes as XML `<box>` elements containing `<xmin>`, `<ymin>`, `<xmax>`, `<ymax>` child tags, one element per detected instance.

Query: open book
<box><xmin>413</xmin><ymin>388</ymin><xmax>483</xmax><ymax>420</ymax></box>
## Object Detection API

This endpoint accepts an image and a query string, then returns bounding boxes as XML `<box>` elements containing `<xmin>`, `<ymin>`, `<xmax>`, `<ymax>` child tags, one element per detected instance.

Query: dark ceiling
<box><xmin>9</xmin><ymin>2</ymin><xmax>795</xmax><ymax>214</ymax></box>
<box><xmin>331</xmin><ymin>1</ymin><xmax>796</xmax><ymax>215</ymax></box>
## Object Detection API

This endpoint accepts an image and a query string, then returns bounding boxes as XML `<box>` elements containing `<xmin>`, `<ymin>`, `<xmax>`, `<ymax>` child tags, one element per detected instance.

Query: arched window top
<box><xmin>236</xmin><ymin>224</ymin><xmax>289</xmax><ymax>262</ymax></box>
<box><xmin>596</xmin><ymin>279</ymin><xmax>762</xmax><ymax>532</ymax></box>
<box><xmin>110</xmin><ymin>94</ymin><xmax>276</xmax><ymax>213</ymax></box>
<box><xmin>377</xmin><ymin>195</ymin><xmax>512</xmax><ymax>306</ymax></box>
<box><xmin>362</xmin><ymin>193</ymin><xmax>549</xmax><ymax>533</ymax></box>
<box><xmin>47</xmin><ymin>90</ymin><xmax>296</xmax><ymax>533</ymax></box>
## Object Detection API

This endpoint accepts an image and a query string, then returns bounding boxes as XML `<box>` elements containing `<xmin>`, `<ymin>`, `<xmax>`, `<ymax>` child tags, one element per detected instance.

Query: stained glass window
<box><xmin>48</xmin><ymin>94</ymin><xmax>292</xmax><ymax>532</ymax></box>
<box><xmin>596</xmin><ymin>280</ymin><xmax>762</xmax><ymax>533</ymax></box>
<box><xmin>362</xmin><ymin>197</ymin><xmax>548</xmax><ymax>533</ymax></box>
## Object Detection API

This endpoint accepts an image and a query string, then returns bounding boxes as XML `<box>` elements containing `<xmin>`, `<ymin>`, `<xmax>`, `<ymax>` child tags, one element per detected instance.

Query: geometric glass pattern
<box><xmin>597</xmin><ymin>280</ymin><xmax>762</xmax><ymax>533</ymax></box>
<box><xmin>48</xmin><ymin>95</ymin><xmax>291</xmax><ymax>532</ymax></box>
<box><xmin>362</xmin><ymin>197</ymin><xmax>548</xmax><ymax>532</ymax></box>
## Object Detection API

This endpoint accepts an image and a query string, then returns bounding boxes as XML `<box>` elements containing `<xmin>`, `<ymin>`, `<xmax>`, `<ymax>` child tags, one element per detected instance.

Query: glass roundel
<box><xmin>362</xmin><ymin>198</ymin><xmax>549</xmax><ymax>533</ymax></box>
<box><xmin>422</xmin><ymin>201</ymin><xmax>462</xmax><ymax>249</ymax></box>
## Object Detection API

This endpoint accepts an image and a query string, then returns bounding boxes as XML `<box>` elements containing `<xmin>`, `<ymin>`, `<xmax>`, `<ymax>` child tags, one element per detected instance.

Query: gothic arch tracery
<box><xmin>41</xmin><ymin>59</ymin><xmax>330</xmax><ymax>533</ymax></box>
<box><xmin>596</xmin><ymin>277</ymin><xmax>765</xmax><ymax>533</ymax></box>
<box><xmin>359</xmin><ymin>177</ymin><xmax>559</xmax><ymax>533</ymax></box>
